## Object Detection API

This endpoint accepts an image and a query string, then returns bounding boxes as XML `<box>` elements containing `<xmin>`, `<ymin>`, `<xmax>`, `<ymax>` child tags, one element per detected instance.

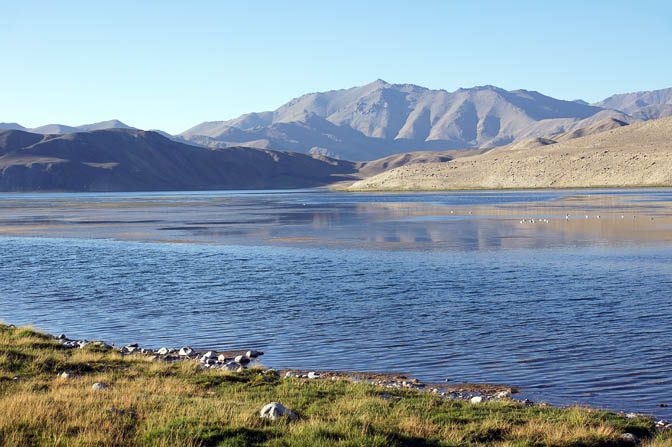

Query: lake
<box><xmin>0</xmin><ymin>188</ymin><xmax>670</xmax><ymax>419</ymax></box>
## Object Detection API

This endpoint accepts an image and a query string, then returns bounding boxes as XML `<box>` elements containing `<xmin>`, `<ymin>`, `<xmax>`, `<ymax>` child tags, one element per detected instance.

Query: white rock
<box><xmin>234</xmin><ymin>355</ymin><xmax>250</xmax><ymax>365</ymax></box>
<box><xmin>470</xmin><ymin>396</ymin><xmax>483</xmax><ymax>404</ymax></box>
<box><xmin>285</xmin><ymin>371</ymin><xmax>298</xmax><ymax>378</ymax></box>
<box><xmin>217</xmin><ymin>354</ymin><xmax>228</xmax><ymax>362</ymax></box>
<box><xmin>625</xmin><ymin>412</ymin><xmax>638</xmax><ymax>419</ymax></box>
<box><xmin>92</xmin><ymin>382</ymin><xmax>109</xmax><ymax>390</ymax></box>
<box><xmin>307</xmin><ymin>371</ymin><xmax>320</xmax><ymax>379</ymax></box>
<box><xmin>260</xmin><ymin>402</ymin><xmax>297</xmax><ymax>421</ymax></box>
<box><xmin>77</xmin><ymin>341</ymin><xmax>90</xmax><ymax>348</ymax></box>
<box><xmin>203</xmin><ymin>351</ymin><xmax>216</xmax><ymax>359</ymax></box>
<box><xmin>157</xmin><ymin>347</ymin><xmax>169</xmax><ymax>355</ymax></box>
<box><xmin>179</xmin><ymin>347</ymin><xmax>194</xmax><ymax>356</ymax></box>
<box><xmin>246</xmin><ymin>350</ymin><xmax>262</xmax><ymax>358</ymax></box>
<box><xmin>58</xmin><ymin>372</ymin><xmax>72</xmax><ymax>379</ymax></box>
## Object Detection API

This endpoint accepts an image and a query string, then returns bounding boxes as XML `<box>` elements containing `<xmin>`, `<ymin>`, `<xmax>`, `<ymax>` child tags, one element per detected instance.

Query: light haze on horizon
<box><xmin>2</xmin><ymin>0</ymin><xmax>671</xmax><ymax>134</ymax></box>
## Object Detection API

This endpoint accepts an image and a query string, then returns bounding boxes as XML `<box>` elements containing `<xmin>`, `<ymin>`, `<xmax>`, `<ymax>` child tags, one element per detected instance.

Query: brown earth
<box><xmin>347</xmin><ymin>116</ymin><xmax>672</xmax><ymax>190</ymax></box>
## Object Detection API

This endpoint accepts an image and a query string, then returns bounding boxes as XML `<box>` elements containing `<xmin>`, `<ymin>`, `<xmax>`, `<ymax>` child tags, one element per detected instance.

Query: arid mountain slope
<box><xmin>347</xmin><ymin>116</ymin><xmax>672</xmax><ymax>190</ymax></box>
<box><xmin>594</xmin><ymin>87</ymin><xmax>672</xmax><ymax>114</ymax></box>
<box><xmin>0</xmin><ymin>129</ymin><xmax>359</xmax><ymax>192</ymax></box>
<box><xmin>180</xmin><ymin>80</ymin><xmax>643</xmax><ymax>160</ymax></box>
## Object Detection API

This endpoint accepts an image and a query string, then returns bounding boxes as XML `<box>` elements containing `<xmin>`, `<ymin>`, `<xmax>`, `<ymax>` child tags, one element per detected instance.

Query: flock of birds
<box><xmin>518</xmin><ymin>214</ymin><xmax>654</xmax><ymax>224</ymax></box>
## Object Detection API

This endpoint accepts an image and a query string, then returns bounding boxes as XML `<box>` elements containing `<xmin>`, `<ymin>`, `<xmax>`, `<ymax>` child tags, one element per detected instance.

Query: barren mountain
<box><xmin>0</xmin><ymin>129</ymin><xmax>359</xmax><ymax>192</ymax></box>
<box><xmin>594</xmin><ymin>87</ymin><xmax>672</xmax><ymax>114</ymax></box>
<box><xmin>0</xmin><ymin>123</ymin><xmax>26</xmax><ymax>131</ymax></box>
<box><xmin>179</xmin><ymin>80</ymin><xmax>653</xmax><ymax>160</ymax></box>
<box><xmin>28</xmin><ymin>120</ymin><xmax>134</xmax><ymax>135</ymax></box>
<box><xmin>347</xmin><ymin>116</ymin><xmax>672</xmax><ymax>190</ymax></box>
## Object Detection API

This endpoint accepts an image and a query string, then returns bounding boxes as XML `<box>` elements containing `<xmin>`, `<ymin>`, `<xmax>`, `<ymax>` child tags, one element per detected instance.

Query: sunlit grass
<box><xmin>0</xmin><ymin>323</ymin><xmax>662</xmax><ymax>446</ymax></box>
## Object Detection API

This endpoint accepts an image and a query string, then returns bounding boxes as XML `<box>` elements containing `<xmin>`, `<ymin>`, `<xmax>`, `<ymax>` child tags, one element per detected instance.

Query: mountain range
<box><xmin>0</xmin><ymin>129</ymin><xmax>361</xmax><ymax>191</ymax></box>
<box><xmin>4</xmin><ymin>82</ymin><xmax>671</xmax><ymax>161</ymax></box>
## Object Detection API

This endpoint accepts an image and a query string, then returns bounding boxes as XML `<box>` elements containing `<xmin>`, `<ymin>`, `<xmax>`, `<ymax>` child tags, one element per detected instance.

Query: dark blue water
<box><xmin>0</xmin><ymin>189</ymin><xmax>671</xmax><ymax>419</ymax></box>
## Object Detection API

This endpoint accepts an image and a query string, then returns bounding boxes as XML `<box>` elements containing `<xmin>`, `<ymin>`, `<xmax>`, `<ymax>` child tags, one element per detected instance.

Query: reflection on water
<box><xmin>2</xmin><ymin>188</ymin><xmax>672</xmax><ymax>250</ymax></box>
<box><xmin>0</xmin><ymin>188</ymin><xmax>671</xmax><ymax>419</ymax></box>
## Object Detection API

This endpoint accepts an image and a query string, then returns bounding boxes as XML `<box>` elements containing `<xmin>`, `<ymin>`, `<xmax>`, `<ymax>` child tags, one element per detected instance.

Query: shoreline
<box><xmin>28</xmin><ymin>325</ymin><xmax>672</xmax><ymax>427</ymax></box>
<box><xmin>1</xmin><ymin>322</ymin><xmax>671</xmax><ymax>446</ymax></box>
<box><xmin>53</xmin><ymin>327</ymin><xmax>518</xmax><ymax>401</ymax></box>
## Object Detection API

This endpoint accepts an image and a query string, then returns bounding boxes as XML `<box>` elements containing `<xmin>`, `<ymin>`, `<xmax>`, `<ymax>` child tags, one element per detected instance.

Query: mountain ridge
<box><xmin>0</xmin><ymin>128</ymin><xmax>360</xmax><ymax>192</ymax></box>
<box><xmin>178</xmin><ymin>81</ymin><xmax>671</xmax><ymax>160</ymax></box>
<box><xmin>6</xmin><ymin>82</ymin><xmax>672</xmax><ymax>162</ymax></box>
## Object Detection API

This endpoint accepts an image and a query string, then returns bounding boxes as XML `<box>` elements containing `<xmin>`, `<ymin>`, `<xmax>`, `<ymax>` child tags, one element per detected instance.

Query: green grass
<box><xmin>0</xmin><ymin>323</ymin><xmax>668</xmax><ymax>447</ymax></box>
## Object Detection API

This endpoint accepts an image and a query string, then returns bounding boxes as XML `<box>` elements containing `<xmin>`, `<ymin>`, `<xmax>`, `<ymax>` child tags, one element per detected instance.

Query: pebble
<box><xmin>260</xmin><ymin>402</ymin><xmax>297</xmax><ymax>421</ymax></box>
<box><xmin>58</xmin><ymin>372</ymin><xmax>72</xmax><ymax>379</ymax></box>
<box><xmin>496</xmin><ymin>391</ymin><xmax>511</xmax><ymax>399</ymax></box>
<box><xmin>234</xmin><ymin>355</ymin><xmax>250</xmax><ymax>365</ymax></box>
<box><xmin>307</xmin><ymin>371</ymin><xmax>320</xmax><ymax>379</ymax></box>
<box><xmin>92</xmin><ymin>382</ymin><xmax>109</xmax><ymax>390</ymax></box>
<box><xmin>157</xmin><ymin>347</ymin><xmax>169</xmax><ymax>355</ymax></box>
<box><xmin>470</xmin><ymin>396</ymin><xmax>483</xmax><ymax>404</ymax></box>
<box><xmin>12</xmin><ymin>376</ymin><xmax>19</xmax><ymax>382</ymax></box>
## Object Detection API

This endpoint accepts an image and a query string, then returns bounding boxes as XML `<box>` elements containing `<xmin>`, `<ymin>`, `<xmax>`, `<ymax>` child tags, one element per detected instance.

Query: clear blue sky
<box><xmin>2</xmin><ymin>0</ymin><xmax>671</xmax><ymax>133</ymax></box>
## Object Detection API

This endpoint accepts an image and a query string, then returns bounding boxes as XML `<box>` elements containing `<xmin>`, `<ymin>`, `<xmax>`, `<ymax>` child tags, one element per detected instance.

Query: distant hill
<box><xmin>179</xmin><ymin>80</ymin><xmax>651</xmax><ymax>160</ymax></box>
<box><xmin>347</xmin><ymin>116</ymin><xmax>672</xmax><ymax>190</ymax></box>
<box><xmin>28</xmin><ymin>119</ymin><xmax>134</xmax><ymax>135</ymax></box>
<box><xmin>0</xmin><ymin>129</ymin><xmax>360</xmax><ymax>192</ymax></box>
<box><xmin>0</xmin><ymin>123</ymin><xmax>26</xmax><ymax>131</ymax></box>
<box><xmin>593</xmin><ymin>87</ymin><xmax>672</xmax><ymax>114</ymax></box>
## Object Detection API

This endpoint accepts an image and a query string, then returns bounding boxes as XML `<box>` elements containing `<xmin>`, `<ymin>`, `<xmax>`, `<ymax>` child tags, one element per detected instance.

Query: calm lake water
<box><xmin>0</xmin><ymin>189</ymin><xmax>671</xmax><ymax>419</ymax></box>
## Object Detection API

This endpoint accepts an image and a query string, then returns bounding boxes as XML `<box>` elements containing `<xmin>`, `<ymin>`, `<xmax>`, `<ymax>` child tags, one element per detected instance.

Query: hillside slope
<box><xmin>347</xmin><ymin>116</ymin><xmax>672</xmax><ymax>190</ymax></box>
<box><xmin>0</xmin><ymin>129</ymin><xmax>359</xmax><ymax>192</ymax></box>
<box><xmin>179</xmin><ymin>80</ymin><xmax>641</xmax><ymax>160</ymax></box>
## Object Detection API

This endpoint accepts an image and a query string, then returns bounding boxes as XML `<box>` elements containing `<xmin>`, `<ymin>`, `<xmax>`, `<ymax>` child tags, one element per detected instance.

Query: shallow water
<box><xmin>0</xmin><ymin>189</ymin><xmax>671</xmax><ymax>419</ymax></box>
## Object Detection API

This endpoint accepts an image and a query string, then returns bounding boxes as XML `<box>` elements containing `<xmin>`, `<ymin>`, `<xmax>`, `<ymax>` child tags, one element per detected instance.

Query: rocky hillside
<box><xmin>179</xmin><ymin>80</ymin><xmax>657</xmax><ymax>160</ymax></box>
<box><xmin>346</xmin><ymin>116</ymin><xmax>672</xmax><ymax>190</ymax></box>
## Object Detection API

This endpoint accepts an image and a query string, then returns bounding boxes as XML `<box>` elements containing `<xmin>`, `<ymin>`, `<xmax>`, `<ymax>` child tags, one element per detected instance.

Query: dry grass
<box><xmin>0</xmin><ymin>324</ymin><xmax>665</xmax><ymax>446</ymax></box>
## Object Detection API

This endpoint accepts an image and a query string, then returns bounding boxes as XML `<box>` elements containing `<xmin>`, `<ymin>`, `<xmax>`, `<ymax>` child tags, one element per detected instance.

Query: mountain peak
<box><xmin>369</xmin><ymin>78</ymin><xmax>390</xmax><ymax>87</ymax></box>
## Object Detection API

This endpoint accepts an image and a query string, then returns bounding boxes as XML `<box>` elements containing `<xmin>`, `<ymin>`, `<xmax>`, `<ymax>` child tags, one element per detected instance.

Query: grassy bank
<box><xmin>0</xmin><ymin>324</ymin><xmax>669</xmax><ymax>447</ymax></box>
